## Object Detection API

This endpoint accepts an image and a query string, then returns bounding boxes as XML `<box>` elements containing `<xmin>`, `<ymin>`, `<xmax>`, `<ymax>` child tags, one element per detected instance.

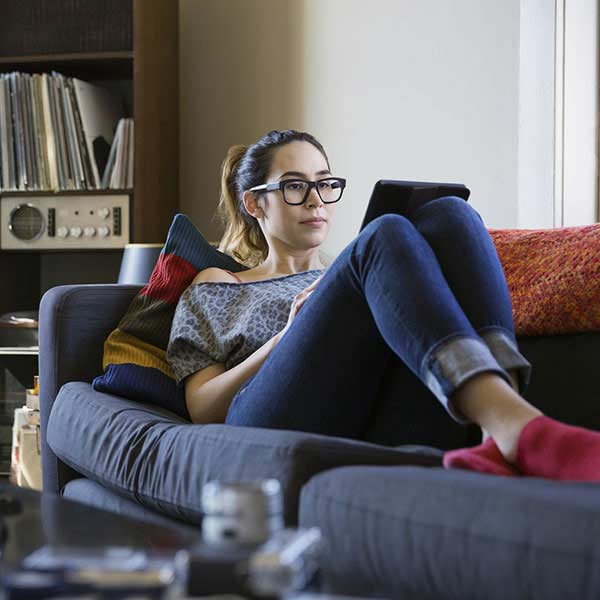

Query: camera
<box><xmin>177</xmin><ymin>478</ymin><xmax>323</xmax><ymax>598</ymax></box>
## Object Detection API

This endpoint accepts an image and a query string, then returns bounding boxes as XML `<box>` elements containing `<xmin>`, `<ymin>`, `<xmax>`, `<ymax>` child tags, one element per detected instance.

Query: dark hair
<box><xmin>216</xmin><ymin>129</ymin><xmax>330</xmax><ymax>267</ymax></box>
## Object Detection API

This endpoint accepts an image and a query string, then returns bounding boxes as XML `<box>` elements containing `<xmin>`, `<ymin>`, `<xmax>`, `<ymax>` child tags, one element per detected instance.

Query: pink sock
<box><xmin>516</xmin><ymin>415</ymin><xmax>600</xmax><ymax>481</ymax></box>
<box><xmin>443</xmin><ymin>437</ymin><xmax>521</xmax><ymax>477</ymax></box>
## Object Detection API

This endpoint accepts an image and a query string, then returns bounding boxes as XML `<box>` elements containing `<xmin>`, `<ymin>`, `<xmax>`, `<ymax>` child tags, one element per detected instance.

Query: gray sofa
<box><xmin>39</xmin><ymin>283</ymin><xmax>600</xmax><ymax>599</ymax></box>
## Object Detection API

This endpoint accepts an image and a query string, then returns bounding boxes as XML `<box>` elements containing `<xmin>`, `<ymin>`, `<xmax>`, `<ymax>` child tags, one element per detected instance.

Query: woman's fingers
<box><xmin>304</xmin><ymin>275</ymin><xmax>324</xmax><ymax>292</ymax></box>
<box><xmin>298</xmin><ymin>287</ymin><xmax>316</xmax><ymax>302</ymax></box>
<box><xmin>291</xmin><ymin>275</ymin><xmax>322</xmax><ymax>319</ymax></box>
<box><xmin>296</xmin><ymin>290</ymin><xmax>314</xmax><ymax>310</ymax></box>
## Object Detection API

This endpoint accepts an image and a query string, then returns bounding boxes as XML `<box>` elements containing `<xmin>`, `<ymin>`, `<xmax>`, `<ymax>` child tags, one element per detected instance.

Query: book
<box><xmin>67</xmin><ymin>77</ymin><xmax>94</xmax><ymax>189</ymax></box>
<box><xmin>110</xmin><ymin>118</ymin><xmax>126</xmax><ymax>189</ymax></box>
<box><xmin>30</xmin><ymin>75</ymin><xmax>48</xmax><ymax>189</ymax></box>
<box><xmin>22</xmin><ymin>74</ymin><xmax>37</xmax><ymax>189</ymax></box>
<box><xmin>9</xmin><ymin>73</ymin><xmax>27</xmax><ymax>190</ymax></box>
<box><xmin>101</xmin><ymin>118</ymin><xmax>121</xmax><ymax>189</ymax></box>
<box><xmin>39</xmin><ymin>74</ymin><xmax>59</xmax><ymax>191</ymax></box>
<box><xmin>72</xmin><ymin>77</ymin><xmax>124</xmax><ymax>189</ymax></box>
<box><xmin>1</xmin><ymin>79</ymin><xmax>10</xmax><ymax>188</ymax></box>
<box><xmin>4</xmin><ymin>76</ymin><xmax>17</xmax><ymax>190</ymax></box>
<box><xmin>50</xmin><ymin>74</ymin><xmax>72</xmax><ymax>190</ymax></box>
<box><xmin>56</xmin><ymin>72</ymin><xmax>82</xmax><ymax>190</ymax></box>
<box><xmin>127</xmin><ymin>119</ymin><xmax>134</xmax><ymax>188</ymax></box>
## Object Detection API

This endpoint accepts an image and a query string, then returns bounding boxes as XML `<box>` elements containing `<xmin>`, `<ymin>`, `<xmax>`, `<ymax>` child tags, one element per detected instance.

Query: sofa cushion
<box><xmin>299</xmin><ymin>465</ymin><xmax>600</xmax><ymax>599</ymax></box>
<box><xmin>488</xmin><ymin>224</ymin><xmax>600</xmax><ymax>336</ymax></box>
<box><xmin>62</xmin><ymin>478</ymin><xmax>198</xmax><ymax>537</ymax></box>
<box><xmin>48</xmin><ymin>382</ymin><xmax>443</xmax><ymax>525</ymax></box>
<box><xmin>92</xmin><ymin>213</ymin><xmax>247</xmax><ymax>419</ymax></box>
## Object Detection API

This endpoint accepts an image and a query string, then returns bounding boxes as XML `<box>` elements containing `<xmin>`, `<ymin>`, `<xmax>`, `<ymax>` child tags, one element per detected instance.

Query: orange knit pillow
<box><xmin>488</xmin><ymin>224</ymin><xmax>600</xmax><ymax>337</ymax></box>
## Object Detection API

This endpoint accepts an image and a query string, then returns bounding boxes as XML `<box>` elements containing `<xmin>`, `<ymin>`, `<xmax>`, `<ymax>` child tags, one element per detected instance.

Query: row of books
<box><xmin>0</xmin><ymin>71</ymin><xmax>129</xmax><ymax>192</ymax></box>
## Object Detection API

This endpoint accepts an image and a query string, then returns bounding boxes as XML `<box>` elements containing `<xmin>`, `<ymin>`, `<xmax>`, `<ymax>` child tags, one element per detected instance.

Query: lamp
<box><xmin>118</xmin><ymin>243</ymin><xmax>163</xmax><ymax>284</ymax></box>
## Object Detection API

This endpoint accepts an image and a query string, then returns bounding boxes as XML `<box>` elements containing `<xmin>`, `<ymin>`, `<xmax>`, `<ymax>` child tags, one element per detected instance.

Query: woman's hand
<box><xmin>278</xmin><ymin>274</ymin><xmax>324</xmax><ymax>339</ymax></box>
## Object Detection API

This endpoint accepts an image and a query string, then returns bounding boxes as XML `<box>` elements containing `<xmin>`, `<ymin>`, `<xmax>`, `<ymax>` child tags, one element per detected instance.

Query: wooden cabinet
<box><xmin>0</xmin><ymin>0</ymin><xmax>179</xmax><ymax>314</ymax></box>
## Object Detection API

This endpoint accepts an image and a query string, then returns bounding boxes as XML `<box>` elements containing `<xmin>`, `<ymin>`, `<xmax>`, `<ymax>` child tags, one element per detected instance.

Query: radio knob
<box><xmin>70</xmin><ymin>227</ymin><xmax>82</xmax><ymax>238</ymax></box>
<box><xmin>57</xmin><ymin>226</ymin><xmax>69</xmax><ymax>238</ymax></box>
<box><xmin>98</xmin><ymin>226</ymin><xmax>111</xmax><ymax>237</ymax></box>
<box><xmin>83</xmin><ymin>226</ymin><xmax>96</xmax><ymax>237</ymax></box>
<box><xmin>98</xmin><ymin>208</ymin><xmax>110</xmax><ymax>219</ymax></box>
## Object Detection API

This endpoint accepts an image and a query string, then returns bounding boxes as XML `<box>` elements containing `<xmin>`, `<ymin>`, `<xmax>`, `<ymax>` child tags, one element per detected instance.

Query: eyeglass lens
<box><xmin>283</xmin><ymin>179</ymin><xmax>344</xmax><ymax>205</ymax></box>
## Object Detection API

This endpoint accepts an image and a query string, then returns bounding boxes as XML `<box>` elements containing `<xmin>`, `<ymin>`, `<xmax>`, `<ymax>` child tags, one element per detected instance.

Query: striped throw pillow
<box><xmin>92</xmin><ymin>213</ymin><xmax>247</xmax><ymax>419</ymax></box>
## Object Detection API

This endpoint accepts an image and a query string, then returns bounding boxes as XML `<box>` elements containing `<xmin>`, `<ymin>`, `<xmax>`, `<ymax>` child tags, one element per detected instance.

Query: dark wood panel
<box><xmin>0</xmin><ymin>0</ymin><xmax>133</xmax><ymax>56</ymax></box>
<box><xmin>132</xmin><ymin>0</ymin><xmax>179</xmax><ymax>243</ymax></box>
<box><xmin>0</xmin><ymin>253</ymin><xmax>40</xmax><ymax>314</ymax></box>
<box><xmin>39</xmin><ymin>251</ymin><xmax>122</xmax><ymax>296</ymax></box>
<box><xmin>0</xmin><ymin>52</ymin><xmax>133</xmax><ymax>79</ymax></box>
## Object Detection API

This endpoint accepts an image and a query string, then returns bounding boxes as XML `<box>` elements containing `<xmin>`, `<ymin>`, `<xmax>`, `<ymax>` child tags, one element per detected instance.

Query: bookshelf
<box><xmin>0</xmin><ymin>0</ymin><xmax>179</xmax><ymax>316</ymax></box>
<box><xmin>0</xmin><ymin>1</ymin><xmax>179</xmax><ymax>426</ymax></box>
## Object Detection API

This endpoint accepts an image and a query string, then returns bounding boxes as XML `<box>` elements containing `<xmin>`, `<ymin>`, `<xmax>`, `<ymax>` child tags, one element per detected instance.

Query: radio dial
<box><xmin>57</xmin><ymin>227</ymin><xmax>69</xmax><ymax>238</ymax></box>
<box><xmin>70</xmin><ymin>227</ymin><xmax>82</xmax><ymax>238</ymax></box>
<box><xmin>98</xmin><ymin>226</ymin><xmax>111</xmax><ymax>237</ymax></box>
<box><xmin>98</xmin><ymin>208</ymin><xmax>110</xmax><ymax>219</ymax></box>
<box><xmin>83</xmin><ymin>226</ymin><xmax>96</xmax><ymax>237</ymax></box>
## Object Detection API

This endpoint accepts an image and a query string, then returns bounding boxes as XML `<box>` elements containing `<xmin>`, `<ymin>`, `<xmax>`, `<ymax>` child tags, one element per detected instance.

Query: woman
<box><xmin>167</xmin><ymin>129</ymin><xmax>600</xmax><ymax>481</ymax></box>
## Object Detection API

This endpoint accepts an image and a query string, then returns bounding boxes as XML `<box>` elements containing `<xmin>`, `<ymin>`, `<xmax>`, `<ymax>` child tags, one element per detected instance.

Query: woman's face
<box><xmin>244</xmin><ymin>140</ymin><xmax>338</xmax><ymax>252</ymax></box>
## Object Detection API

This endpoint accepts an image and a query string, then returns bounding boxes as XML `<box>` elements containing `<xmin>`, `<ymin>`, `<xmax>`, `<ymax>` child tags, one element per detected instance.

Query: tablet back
<box><xmin>359</xmin><ymin>179</ymin><xmax>471</xmax><ymax>232</ymax></box>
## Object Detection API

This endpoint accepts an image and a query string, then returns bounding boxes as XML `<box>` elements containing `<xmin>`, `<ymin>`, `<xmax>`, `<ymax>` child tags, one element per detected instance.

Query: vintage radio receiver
<box><xmin>0</xmin><ymin>194</ymin><xmax>130</xmax><ymax>250</ymax></box>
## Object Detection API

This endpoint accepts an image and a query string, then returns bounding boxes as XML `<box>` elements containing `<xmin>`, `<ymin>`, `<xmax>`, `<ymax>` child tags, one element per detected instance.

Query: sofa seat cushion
<box><xmin>62</xmin><ymin>478</ymin><xmax>198</xmax><ymax>537</ymax></box>
<box><xmin>47</xmin><ymin>382</ymin><xmax>443</xmax><ymax>525</ymax></box>
<box><xmin>299</xmin><ymin>466</ymin><xmax>600</xmax><ymax>600</ymax></box>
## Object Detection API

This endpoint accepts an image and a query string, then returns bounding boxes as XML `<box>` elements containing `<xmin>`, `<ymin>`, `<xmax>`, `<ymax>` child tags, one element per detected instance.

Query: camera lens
<box><xmin>201</xmin><ymin>479</ymin><xmax>284</xmax><ymax>548</ymax></box>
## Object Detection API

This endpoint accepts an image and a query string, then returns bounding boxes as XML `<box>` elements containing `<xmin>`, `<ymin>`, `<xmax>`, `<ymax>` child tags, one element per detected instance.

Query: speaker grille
<box><xmin>8</xmin><ymin>205</ymin><xmax>44</xmax><ymax>241</ymax></box>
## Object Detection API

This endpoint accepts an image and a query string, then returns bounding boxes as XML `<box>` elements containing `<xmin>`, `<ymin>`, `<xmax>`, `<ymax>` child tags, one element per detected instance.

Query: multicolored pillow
<box><xmin>92</xmin><ymin>214</ymin><xmax>247</xmax><ymax>419</ymax></box>
<box><xmin>489</xmin><ymin>224</ymin><xmax>600</xmax><ymax>337</ymax></box>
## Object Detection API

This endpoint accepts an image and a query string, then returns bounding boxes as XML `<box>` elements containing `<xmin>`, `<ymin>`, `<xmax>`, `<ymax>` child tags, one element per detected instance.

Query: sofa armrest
<box><xmin>39</xmin><ymin>284</ymin><xmax>142</xmax><ymax>494</ymax></box>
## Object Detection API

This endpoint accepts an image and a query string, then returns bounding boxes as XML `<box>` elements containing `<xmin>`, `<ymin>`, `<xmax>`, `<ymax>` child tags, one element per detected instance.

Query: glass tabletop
<box><xmin>0</xmin><ymin>480</ymin><xmax>201</xmax><ymax>573</ymax></box>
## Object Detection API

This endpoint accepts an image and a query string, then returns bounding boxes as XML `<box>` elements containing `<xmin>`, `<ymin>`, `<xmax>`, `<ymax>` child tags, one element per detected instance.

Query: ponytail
<box><xmin>216</xmin><ymin>130</ymin><xmax>330</xmax><ymax>268</ymax></box>
<box><xmin>216</xmin><ymin>144</ymin><xmax>268</xmax><ymax>267</ymax></box>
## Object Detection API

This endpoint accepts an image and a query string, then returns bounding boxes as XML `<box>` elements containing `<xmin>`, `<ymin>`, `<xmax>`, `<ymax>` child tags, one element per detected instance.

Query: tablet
<box><xmin>359</xmin><ymin>179</ymin><xmax>471</xmax><ymax>232</ymax></box>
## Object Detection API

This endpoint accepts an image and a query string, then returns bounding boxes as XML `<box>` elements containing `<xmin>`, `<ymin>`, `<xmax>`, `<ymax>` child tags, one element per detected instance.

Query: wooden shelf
<box><xmin>0</xmin><ymin>52</ymin><xmax>133</xmax><ymax>79</ymax></box>
<box><xmin>0</xmin><ymin>347</ymin><xmax>38</xmax><ymax>356</ymax></box>
<box><xmin>0</xmin><ymin>189</ymin><xmax>134</xmax><ymax>197</ymax></box>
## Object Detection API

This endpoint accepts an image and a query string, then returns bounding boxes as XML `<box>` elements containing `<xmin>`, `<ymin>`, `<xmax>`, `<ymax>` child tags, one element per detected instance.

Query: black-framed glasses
<box><xmin>249</xmin><ymin>177</ymin><xmax>347</xmax><ymax>205</ymax></box>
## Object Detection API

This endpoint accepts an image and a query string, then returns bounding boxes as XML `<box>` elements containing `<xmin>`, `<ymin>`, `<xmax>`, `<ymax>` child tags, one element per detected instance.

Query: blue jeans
<box><xmin>224</xmin><ymin>196</ymin><xmax>532</xmax><ymax>444</ymax></box>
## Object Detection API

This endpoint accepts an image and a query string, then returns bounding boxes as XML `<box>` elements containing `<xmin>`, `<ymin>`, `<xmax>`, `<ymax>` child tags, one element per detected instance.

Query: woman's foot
<box><xmin>448</xmin><ymin>372</ymin><xmax>600</xmax><ymax>481</ymax></box>
<box><xmin>443</xmin><ymin>437</ymin><xmax>521</xmax><ymax>477</ymax></box>
<box><xmin>450</xmin><ymin>372</ymin><xmax>542</xmax><ymax>462</ymax></box>
<box><xmin>515</xmin><ymin>415</ymin><xmax>600</xmax><ymax>481</ymax></box>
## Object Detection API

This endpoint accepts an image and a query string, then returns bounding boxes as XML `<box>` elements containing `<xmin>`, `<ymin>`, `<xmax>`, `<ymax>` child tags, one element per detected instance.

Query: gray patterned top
<box><xmin>166</xmin><ymin>269</ymin><xmax>326</xmax><ymax>385</ymax></box>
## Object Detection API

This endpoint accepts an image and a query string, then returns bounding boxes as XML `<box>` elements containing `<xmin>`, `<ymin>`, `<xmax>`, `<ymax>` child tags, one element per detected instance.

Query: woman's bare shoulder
<box><xmin>191</xmin><ymin>267</ymin><xmax>240</xmax><ymax>285</ymax></box>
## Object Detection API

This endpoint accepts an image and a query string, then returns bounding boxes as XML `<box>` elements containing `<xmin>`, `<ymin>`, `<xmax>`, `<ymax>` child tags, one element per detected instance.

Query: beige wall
<box><xmin>180</xmin><ymin>0</ymin><xmax>523</xmax><ymax>257</ymax></box>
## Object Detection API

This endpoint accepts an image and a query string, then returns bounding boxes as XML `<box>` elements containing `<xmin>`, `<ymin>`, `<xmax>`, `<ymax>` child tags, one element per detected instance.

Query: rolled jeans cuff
<box><xmin>422</xmin><ymin>335</ymin><xmax>513</xmax><ymax>425</ymax></box>
<box><xmin>478</xmin><ymin>328</ymin><xmax>532</xmax><ymax>395</ymax></box>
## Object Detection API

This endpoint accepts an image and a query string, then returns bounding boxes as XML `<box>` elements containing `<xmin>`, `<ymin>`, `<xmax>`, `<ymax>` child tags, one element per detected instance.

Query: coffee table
<box><xmin>0</xmin><ymin>479</ymin><xmax>200</xmax><ymax>588</ymax></box>
<box><xmin>0</xmin><ymin>482</ymin><xmax>340</xmax><ymax>598</ymax></box>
